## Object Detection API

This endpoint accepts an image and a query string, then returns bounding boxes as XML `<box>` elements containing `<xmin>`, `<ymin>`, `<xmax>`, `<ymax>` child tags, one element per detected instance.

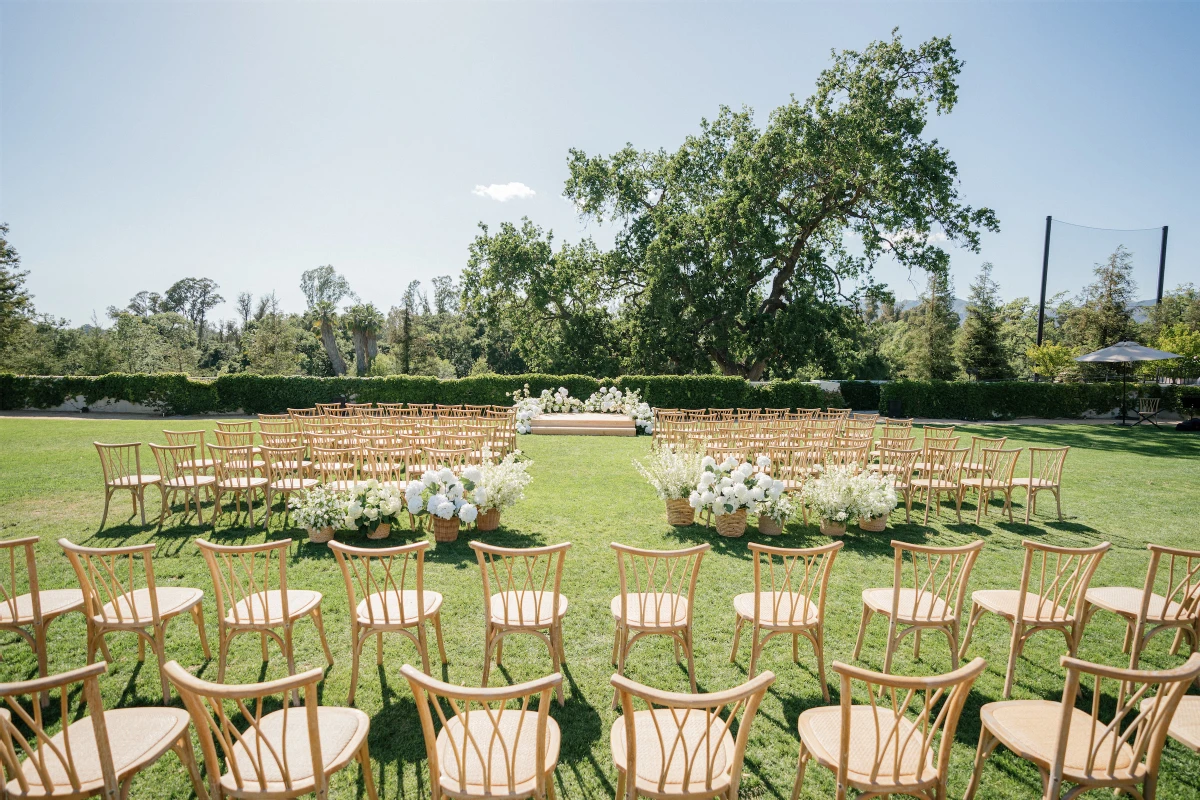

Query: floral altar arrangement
<box><xmin>803</xmin><ymin>465</ymin><xmax>858</xmax><ymax>537</ymax></box>
<box><xmin>688</xmin><ymin>455</ymin><xmax>778</xmax><ymax>538</ymax></box>
<box><xmin>634</xmin><ymin>443</ymin><xmax>705</xmax><ymax>525</ymax></box>
<box><xmin>473</xmin><ymin>452</ymin><xmax>534</xmax><ymax>531</ymax></box>
<box><xmin>849</xmin><ymin>470</ymin><xmax>899</xmax><ymax>532</ymax></box>
<box><xmin>509</xmin><ymin>383</ymin><xmax>653</xmax><ymax>434</ymax></box>
<box><xmin>290</xmin><ymin>485</ymin><xmax>352</xmax><ymax>544</ymax></box>
<box><xmin>404</xmin><ymin>467</ymin><xmax>479</xmax><ymax>542</ymax></box>
<box><xmin>340</xmin><ymin>479</ymin><xmax>406</xmax><ymax>540</ymax></box>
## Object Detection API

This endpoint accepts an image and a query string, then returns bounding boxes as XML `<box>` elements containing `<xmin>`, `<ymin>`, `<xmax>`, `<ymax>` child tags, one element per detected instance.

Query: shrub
<box><xmin>838</xmin><ymin>381</ymin><xmax>883</xmax><ymax>411</ymax></box>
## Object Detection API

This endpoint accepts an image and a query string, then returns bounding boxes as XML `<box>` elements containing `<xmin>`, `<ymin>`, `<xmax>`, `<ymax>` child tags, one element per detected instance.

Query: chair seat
<box><xmin>1086</xmin><ymin>586</ymin><xmax>1192</xmax><ymax>623</ymax></box>
<box><xmin>163</xmin><ymin>475</ymin><xmax>217</xmax><ymax>489</ymax></box>
<box><xmin>1012</xmin><ymin>477</ymin><xmax>1057</xmax><ymax>488</ymax></box>
<box><xmin>6</xmin><ymin>707</ymin><xmax>189</xmax><ymax>797</ymax></box>
<box><xmin>980</xmin><ymin>700</ymin><xmax>1139</xmax><ymax>779</ymax></box>
<box><xmin>611</xmin><ymin>593</ymin><xmax>689</xmax><ymax>629</ymax></box>
<box><xmin>223</xmin><ymin>706</ymin><xmax>369</xmax><ymax>794</ymax></box>
<box><xmin>610</xmin><ymin>709</ymin><xmax>733</xmax><ymax>796</ymax></box>
<box><xmin>972</xmin><ymin>589</ymin><xmax>1071</xmax><ymax>622</ymax></box>
<box><xmin>912</xmin><ymin>478</ymin><xmax>957</xmax><ymax>491</ymax></box>
<box><xmin>358</xmin><ymin>590</ymin><xmax>443</xmax><ymax>627</ymax></box>
<box><xmin>179</xmin><ymin>458</ymin><xmax>215</xmax><ymax>470</ymax></box>
<box><xmin>733</xmin><ymin>592</ymin><xmax>818</xmax><ymax>627</ymax></box>
<box><xmin>97</xmin><ymin>587</ymin><xmax>204</xmax><ymax>625</ymax></box>
<box><xmin>1143</xmin><ymin>695</ymin><xmax>1200</xmax><ymax>752</ymax></box>
<box><xmin>270</xmin><ymin>460</ymin><xmax>311</xmax><ymax>472</ymax></box>
<box><xmin>108</xmin><ymin>475</ymin><xmax>161</xmax><ymax>487</ymax></box>
<box><xmin>491</xmin><ymin>591</ymin><xmax>568</xmax><ymax>627</ymax></box>
<box><xmin>438</xmin><ymin>709</ymin><xmax>560</xmax><ymax>797</ymax></box>
<box><xmin>0</xmin><ymin>589</ymin><xmax>84</xmax><ymax>625</ymax></box>
<box><xmin>797</xmin><ymin>705</ymin><xmax>936</xmax><ymax>790</ymax></box>
<box><xmin>271</xmin><ymin>477</ymin><xmax>320</xmax><ymax>491</ymax></box>
<box><xmin>227</xmin><ymin>590</ymin><xmax>322</xmax><ymax>626</ymax></box>
<box><xmin>863</xmin><ymin>588</ymin><xmax>951</xmax><ymax>623</ymax></box>
<box><xmin>218</xmin><ymin>476</ymin><xmax>268</xmax><ymax>490</ymax></box>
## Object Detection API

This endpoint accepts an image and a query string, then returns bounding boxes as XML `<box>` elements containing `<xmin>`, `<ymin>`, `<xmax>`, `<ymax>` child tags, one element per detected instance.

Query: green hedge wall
<box><xmin>837</xmin><ymin>381</ymin><xmax>883</xmax><ymax>411</ymax></box>
<box><xmin>878</xmin><ymin>380</ymin><xmax>1200</xmax><ymax>421</ymax></box>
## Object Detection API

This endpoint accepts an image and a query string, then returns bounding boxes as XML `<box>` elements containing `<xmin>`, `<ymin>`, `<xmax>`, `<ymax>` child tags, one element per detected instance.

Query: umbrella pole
<box><xmin>1120</xmin><ymin>364</ymin><xmax>1129</xmax><ymax>426</ymax></box>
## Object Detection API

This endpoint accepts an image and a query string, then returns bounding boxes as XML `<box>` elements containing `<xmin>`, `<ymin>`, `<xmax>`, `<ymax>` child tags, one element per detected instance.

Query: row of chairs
<box><xmin>7</xmin><ymin>533</ymin><xmax>1200</xmax><ymax>799</ymax></box>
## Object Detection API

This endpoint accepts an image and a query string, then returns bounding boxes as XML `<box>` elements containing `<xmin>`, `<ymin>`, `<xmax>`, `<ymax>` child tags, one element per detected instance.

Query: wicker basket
<box><xmin>666</xmin><ymin>499</ymin><xmax>695</xmax><ymax>527</ymax></box>
<box><xmin>758</xmin><ymin>515</ymin><xmax>784</xmax><ymax>536</ymax></box>
<box><xmin>819</xmin><ymin>519</ymin><xmax>847</xmax><ymax>537</ymax></box>
<box><xmin>432</xmin><ymin>516</ymin><xmax>460</xmax><ymax>543</ymax></box>
<box><xmin>715</xmin><ymin>509</ymin><xmax>748</xmax><ymax>538</ymax></box>
<box><xmin>858</xmin><ymin>515</ymin><xmax>887</xmax><ymax>532</ymax></box>
<box><xmin>367</xmin><ymin>523</ymin><xmax>391</xmax><ymax>540</ymax></box>
<box><xmin>307</xmin><ymin>526</ymin><xmax>335</xmax><ymax>544</ymax></box>
<box><xmin>476</xmin><ymin>508</ymin><xmax>501</xmax><ymax>532</ymax></box>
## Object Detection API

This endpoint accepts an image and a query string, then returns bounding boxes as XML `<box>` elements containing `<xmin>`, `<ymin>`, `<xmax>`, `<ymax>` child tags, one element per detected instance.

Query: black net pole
<box><xmin>1156</xmin><ymin>225</ymin><xmax>1169</xmax><ymax>304</ymax></box>
<box><xmin>1036</xmin><ymin>215</ymin><xmax>1052</xmax><ymax>350</ymax></box>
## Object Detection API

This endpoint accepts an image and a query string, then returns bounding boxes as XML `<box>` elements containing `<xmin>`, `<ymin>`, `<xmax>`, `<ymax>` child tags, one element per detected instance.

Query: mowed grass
<box><xmin>1</xmin><ymin>416</ymin><xmax>1200</xmax><ymax>799</ymax></box>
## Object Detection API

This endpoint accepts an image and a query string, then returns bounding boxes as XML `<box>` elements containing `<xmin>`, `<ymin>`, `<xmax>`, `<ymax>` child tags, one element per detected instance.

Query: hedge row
<box><xmin>879</xmin><ymin>380</ymin><xmax>1200</xmax><ymax>420</ymax></box>
<box><xmin>836</xmin><ymin>381</ymin><xmax>883</xmax><ymax>411</ymax></box>
<box><xmin>0</xmin><ymin>373</ymin><xmax>829</xmax><ymax>416</ymax></box>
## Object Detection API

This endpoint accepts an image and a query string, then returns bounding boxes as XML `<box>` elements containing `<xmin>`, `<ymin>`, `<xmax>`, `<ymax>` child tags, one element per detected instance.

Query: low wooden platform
<box><xmin>529</xmin><ymin>412</ymin><xmax>637</xmax><ymax>436</ymax></box>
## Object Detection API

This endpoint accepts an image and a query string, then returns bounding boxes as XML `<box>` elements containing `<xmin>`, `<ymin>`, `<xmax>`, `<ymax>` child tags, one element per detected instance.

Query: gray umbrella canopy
<box><xmin>1075</xmin><ymin>341</ymin><xmax>1181</xmax><ymax>363</ymax></box>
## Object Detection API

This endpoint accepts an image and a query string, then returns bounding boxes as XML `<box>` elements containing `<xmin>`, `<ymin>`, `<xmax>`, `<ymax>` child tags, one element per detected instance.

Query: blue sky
<box><xmin>2</xmin><ymin>1</ymin><xmax>1197</xmax><ymax>326</ymax></box>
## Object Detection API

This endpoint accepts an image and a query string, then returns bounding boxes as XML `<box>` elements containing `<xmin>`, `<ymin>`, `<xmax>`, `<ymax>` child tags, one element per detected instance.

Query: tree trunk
<box><xmin>402</xmin><ymin>311</ymin><xmax>411</xmax><ymax>374</ymax></box>
<box><xmin>352</xmin><ymin>330</ymin><xmax>368</xmax><ymax>376</ymax></box>
<box><xmin>320</xmin><ymin>318</ymin><xmax>347</xmax><ymax>375</ymax></box>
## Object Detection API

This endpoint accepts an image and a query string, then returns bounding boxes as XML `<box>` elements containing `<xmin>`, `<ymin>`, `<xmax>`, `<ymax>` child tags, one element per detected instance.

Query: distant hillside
<box><xmin>893</xmin><ymin>297</ymin><xmax>1156</xmax><ymax>325</ymax></box>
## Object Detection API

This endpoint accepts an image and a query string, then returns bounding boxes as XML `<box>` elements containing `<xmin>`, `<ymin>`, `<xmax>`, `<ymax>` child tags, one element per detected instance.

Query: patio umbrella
<box><xmin>1074</xmin><ymin>341</ymin><xmax>1181</xmax><ymax>425</ymax></box>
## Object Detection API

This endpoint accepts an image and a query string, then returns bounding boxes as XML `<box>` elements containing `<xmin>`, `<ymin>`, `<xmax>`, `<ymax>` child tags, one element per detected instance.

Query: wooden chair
<box><xmin>471</xmin><ymin>541</ymin><xmax>570</xmax><ymax>706</ymax></box>
<box><xmin>958</xmin><ymin>447</ymin><xmax>1021</xmax><ymax>524</ymax></box>
<box><xmin>920</xmin><ymin>424</ymin><xmax>955</xmax><ymax>444</ymax></box>
<box><xmin>214</xmin><ymin>420</ymin><xmax>254</xmax><ymax>434</ymax></box>
<box><xmin>261</xmin><ymin>444</ymin><xmax>318</xmax><ymax>526</ymax></box>
<box><xmin>1135</xmin><ymin>396</ymin><xmax>1163</xmax><ymax>427</ymax></box>
<box><xmin>911</xmin><ymin>444</ymin><xmax>967</xmax><ymax>524</ymax></box>
<box><xmin>424</xmin><ymin>446</ymin><xmax>473</xmax><ymax>475</ymax></box>
<box><xmin>854</xmin><ymin>540</ymin><xmax>984</xmax><ymax>675</ymax></box>
<box><xmin>165</xmin><ymin>660</ymin><xmax>377</xmax><ymax>800</ymax></box>
<box><xmin>961</xmin><ymin>435</ymin><xmax>1008</xmax><ymax>476</ymax></box>
<box><xmin>960</xmin><ymin>539</ymin><xmax>1111</xmax><ymax>698</ymax></box>
<box><xmin>0</xmin><ymin>537</ymin><xmax>84</xmax><ymax>706</ymax></box>
<box><xmin>1145</xmin><ymin>694</ymin><xmax>1200</xmax><ymax>752</ymax></box>
<box><xmin>876</xmin><ymin>447</ymin><xmax>920</xmax><ymax>523</ymax></box>
<box><xmin>0</xmin><ymin>662</ymin><xmax>207</xmax><ymax>799</ymax></box>
<box><xmin>611</xmin><ymin>671</ymin><xmax>774</xmax><ymax>800</ymax></box>
<box><xmin>1012</xmin><ymin>445</ymin><xmax>1069</xmax><ymax>524</ymax></box>
<box><xmin>195</xmin><ymin>539</ymin><xmax>333</xmax><ymax>685</ymax></box>
<box><xmin>149</xmin><ymin>442</ymin><xmax>217</xmax><ymax>529</ymax></box>
<box><xmin>793</xmin><ymin>658</ymin><xmax>986</xmax><ymax>800</ymax></box>
<box><xmin>162</xmin><ymin>429</ymin><xmax>216</xmax><ymax>472</ymax></box>
<box><xmin>329</xmin><ymin>540</ymin><xmax>447</xmax><ymax>704</ymax></box>
<box><xmin>94</xmin><ymin>442</ymin><xmax>160</xmax><ymax>527</ymax></box>
<box><xmin>311</xmin><ymin>445</ymin><xmax>360</xmax><ymax>491</ymax></box>
<box><xmin>209</xmin><ymin>444</ymin><xmax>270</xmax><ymax>528</ymax></box>
<box><xmin>730</xmin><ymin>542</ymin><xmax>842</xmax><ymax>698</ymax></box>
<box><xmin>402</xmin><ymin>665</ymin><xmax>561</xmax><ymax>800</ymax></box>
<box><xmin>1082</xmin><ymin>544</ymin><xmax>1200</xmax><ymax>670</ymax></box>
<box><xmin>611</xmin><ymin>543</ymin><xmax>709</xmax><ymax>695</ymax></box>
<box><xmin>965</xmin><ymin>653</ymin><xmax>1200</xmax><ymax>800</ymax></box>
<box><xmin>60</xmin><ymin>539</ymin><xmax>209</xmax><ymax>702</ymax></box>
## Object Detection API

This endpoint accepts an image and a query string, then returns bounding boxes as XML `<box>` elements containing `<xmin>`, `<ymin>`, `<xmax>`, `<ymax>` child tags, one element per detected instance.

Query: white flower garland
<box><xmin>510</xmin><ymin>383</ymin><xmax>654</xmax><ymax>434</ymax></box>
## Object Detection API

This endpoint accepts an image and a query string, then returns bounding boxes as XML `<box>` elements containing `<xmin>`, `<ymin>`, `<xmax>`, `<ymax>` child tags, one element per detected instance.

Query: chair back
<box><xmin>311</xmin><ymin>446</ymin><xmax>359</xmax><ymax>485</ymax></box>
<box><xmin>1055</xmin><ymin>653</ymin><xmax>1200</xmax><ymax>784</ymax></box>
<box><xmin>876</xmin><ymin>434</ymin><xmax>916</xmax><ymax>452</ymax></box>
<box><xmin>1027</xmin><ymin>446</ymin><xmax>1069</xmax><ymax>486</ymax></box>
<box><xmin>214</xmin><ymin>420</ymin><xmax>253</xmax><ymax>433</ymax></box>
<box><xmin>258</xmin><ymin>420</ymin><xmax>297</xmax><ymax>435</ymax></box>
<box><xmin>749</xmin><ymin>541</ymin><xmax>842</xmax><ymax>625</ymax></box>
<box><xmin>149</xmin><ymin>442</ymin><xmax>200</xmax><ymax>485</ymax></box>
<box><xmin>213</xmin><ymin>429</ymin><xmax>256</xmax><ymax>449</ymax></box>
<box><xmin>330</xmin><ymin>540</ymin><xmax>432</xmax><ymax>627</ymax></box>
<box><xmin>60</xmin><ymin>540</ymin><xmax>161</xmax><ymax>626</ymax></box>
<box><xmin>966</xmin><ymin>435</ymin><xmax>1008</xmax><ymax>464</ymax></box>
<box><xmin>1016</xmin><ymin>540</ymin><xmax>1111</xmax><ymax>624</ymax></box>
<box><xmin>362</xmin><ymin>446</ymin><xmax>408</xmax><ymax>486</ymax></box>
<box><xmin>830</xmin><ymin>658</ymin><xmax>985</xmax><ymax>788</ymax></box>
<box><xmin>209</xmin><ymin>444</ymin><xmax>259</xmax><ymax>485</ymax></box>
<box><xmin>610</xmin><ymin>671</ymin><xmax>775</xmax><ymax>798</ymax></box>
<box><xmin>471</xmin><ymin>541</ymin><xmax>570</xmax><ymax>627</ymax></box>
<box><xmin>0</xmin><ymin>662</ymin><xmax>118</xmax><ymax>795</ymax></box>
<box><xmin>287</xmin><ymin>407</ymin><xmax>319</xmax><ymax>418</ymax></box>
<box><xmin>260</xmin><ymin>445</ymin><xmax>308</xmax><ymax>483</ymax></box>
<box><xmin>1138</xmin><ymin>544</ymin><xmax>1200</xmax><ymax>626</ymax></box>
<box><xmin>919</xmin><ymin>444</ymin><xmax>967</xmax><ymax>482</ymax></box>
<box><xmin>826</xmin><ymin>442</ymin><xmax>869</xmax><ymax>472</ymax></box>
<box><xmin>163</xmin><ymin>660</ymin><xmax>331</xmax><ymax>795</ymax></box>
<box><xmin>162</xmin><ymin>429</ymin><xmax>207</xmax><ymax>454</ymax></box>
<box><xmin>424</xmin><ymin>446</ymin><xmax>471</xmax><ymax>472</ymax></box>
<box><xmin>1138</xmin><ymin>397</ymin><xmax>1160</xmax><ymax>413</ymax></box>
<box><xmin>921</xmin><ymin>425</ymin><xmax>956</xmax><ymax>443</ymax></box>
<box><xmin>977</xmin><ymin>447</ymin><xmax>1021</xmax><ymax>483</ymax></box>
<box><xmin>889</xmin><ymin>540</ymin><xmax>983</xmax><ymax>624</ymax></box>
<box><xmin>878</xmin><ymin>447</ymin><xmax>920</xmax><ymax>486</ymax></box>
<box><xmin>612</xmin><ymin>543</ymin><xmax>708</xmax><ymax>629</ymax></box>
<box><xmin>260</xmin><ymin>431</ymin><xmax>305</xmax><ymax>449</ymax></box>
<box><xmin>402</xmin><ymin>665</ymin><xmax>561</xmax><ymax>798</ymax></box>
<box><xmin>94</xmin><ymin>442</ymin><xmax>146</xmax><ymax>486</ymax></box>
<box><xmin>195</xmin><ymin>539</ymin><xmax>291</xmax><ymax>627</ymax></box>
<box><xmin>0</xmin><ymin>537</ymin><xmax>41</xmax><ymax>625</ymax></box>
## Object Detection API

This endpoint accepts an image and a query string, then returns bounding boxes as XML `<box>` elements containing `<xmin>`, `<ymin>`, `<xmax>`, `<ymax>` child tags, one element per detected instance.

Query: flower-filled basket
<box><xmin>289</xmin><ymin>485</ymin><xmax>350</xmax><ymax>544</ymax></box>
<box><xmin>473</xmin><ymin>453</ymin><xmax>533</xmax><ymax>532</ymax></box>
<box><xmin>339</xmin><ymin>480</ymin><xmax>406</xmax><ymax>540</ymax></box>
<box><xmin>852</xmin><ymin>471</ymin><xmax>898</xmax><ymax>532</ymax></box>
<box><xmin>634</xmin><ymin>444</ymin><xmax>705</xmax><ymax>526</ymax></box>
<box><xmin>803</xmin><ymin>466</ymin><xmax>858</xmax><ymax>537</ymax></box>
<box><xmin>689</xmin><ymin>455</ymin><xmax>776</xmax><ymax>538</ymax></box>
<box><xmin>404</xmin><ymin>467</ymin><xmax>479</xmax><ymax>543</ymax></box>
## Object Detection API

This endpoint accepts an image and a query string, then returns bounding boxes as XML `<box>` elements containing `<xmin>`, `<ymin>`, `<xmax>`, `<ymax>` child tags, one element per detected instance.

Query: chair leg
<box><xmin>173</xmin><ymin>733</ymin><xmax>209</xmax><ymax>800</ymax></box>
<box><xmin>192</xmin><ymin>604</ymin><xmax>211</xmax><ymax>659</ymax></box>
<box><xmin>1003</xmin><ymin>624</ymin><xmax>1024</xmax><ymax>699</ymax></box>
<box><xmin>35</xmin><ymin>622</ymin><xmax>50</xmax><ymax>708</ymax></box>
<box><xmin>1054</xmin><ymin>487</ymin><xmax>1063</xmax><ymax>521</ymax></box>
<box><xmin>432</xmin><ymin>612</ymin><xmax>449</xmax><ymax>663</ymax></box>
<box><xmin>154</xmin><ymin>624</ymin><xmax>171</xmax><ymax>703</ymax></box>
<box><xmin>853</xmin><ymin>604</ymin><xmax>872</xmax><ymax>660</ymax></box>
<box><xmin>217</xmin><ymin>627</ymin><xmax>230</xmax><ymax>683</ymax></box>
<box><xmin>100</xmin><ymin>486</ymin><xmax>113</xmax><ymax>529</ymax></box>
<box><xmin>730</xmin><ymin>615</ymin><xmax>744</xmax><ymax>663</ymax></box>
<box><xmin>157</xmin><ymin>485</ymin><xmax>169</xmax><ymax>531</ymax></box>
<box><xmin>747</xmin><ymin>624</ymin><xmax>761</xmax><ymax>678</ymax></box>
<box><xmin>882</xmin><ymin>617</ymin><xmax>898</xmax><ymax>675</ymax></box>
<box><xmin>312</xmin><ymin>607</ymin><xmax>334</xmax><ymax>666</ymax></box>
<box><xmin>1025</xmin><ymin>488</ymin><xmax>1033</xmax><ymax>524</ymax></box>
<box><xmin>814</xmin><ymin>625</ymin><xmax>830</xmax><ymax>703</ymax></box>
<box><xmin>348</xmin><ymin>628</ymin><xmax>364</xmax><ymax>705</ymax></box>
<box><xmin>482</xmin><ymin>624</ymin><xmax>495</xmax><ymax>686</ymax></box>
<box><xmin>357</xmin><ymin>743</ymin><xmax>379</xmax><ymax>800</ymax></box>
<box><xmin>963</xmin><ymin>726</ymin><xmax>998</xmax><ymax>800</ymax></box>
<box><xmin>684</xmin><ymin>629</ymin><xmax>697</xmax><ymax>692</ymax></box>
<box><xmin>960</xmin><ymin>602</ymin><xmax>983</xmax><ymax>660</ymax></box>
<box><xmin>790</xmin><ymin>744</ymin><xmax>809</xmax><ymax>800</ymax></box>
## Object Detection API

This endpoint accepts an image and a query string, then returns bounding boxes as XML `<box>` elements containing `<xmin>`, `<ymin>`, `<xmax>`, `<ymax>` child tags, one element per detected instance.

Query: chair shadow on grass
<box><xmin>988</xmin><ymin>422</ymin><xmax>1200</xmax><ymax>460</ymax></box>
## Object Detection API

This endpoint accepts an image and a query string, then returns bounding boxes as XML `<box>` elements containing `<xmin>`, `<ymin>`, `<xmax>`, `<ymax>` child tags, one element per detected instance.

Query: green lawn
<box><xmin>2</xmin><ymin>417</ymin><xmax>1200</xmax><ymax>799</ymax></box>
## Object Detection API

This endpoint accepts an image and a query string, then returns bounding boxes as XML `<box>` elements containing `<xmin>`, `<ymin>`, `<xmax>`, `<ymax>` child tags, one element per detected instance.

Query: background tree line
<box><xmin>1</xmin><ymin>33</ymin><xmax>1196</xmax><ymax>382</ymax></box>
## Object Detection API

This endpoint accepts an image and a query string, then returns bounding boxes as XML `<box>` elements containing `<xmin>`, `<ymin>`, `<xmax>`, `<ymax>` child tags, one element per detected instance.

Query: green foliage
<box><xmin>901</xmin><ymin>270</ymin><xmax>960</xmax><ymax>380</ymax></box>
<box><xmin>838</xmin><ymin>381</ymin><xmax>883</xmax><ymax>411</ymax></box>
<box><xmin>879</xmin><ymin>379</ymin><xmax>1199</xmax><ymax>420</ymax></box>
<box><xmin>1026</xmin><ymin>343</ymin><xmax>1079</xmax><ymax>380</ymax></box>
<box><xmin>1059</xmin><ymin>245</ymin><xmax>1138</xmax><ymax>351</ymax></box>
<box><xmin>957</xmin><ymin>263</ymin><xmax>1012</xmax><ymax>379</ymax></box>
<box><xmin>0</xmin><ymin>223</ymin><xmax>33</xmax><ymax>356</ymax></box>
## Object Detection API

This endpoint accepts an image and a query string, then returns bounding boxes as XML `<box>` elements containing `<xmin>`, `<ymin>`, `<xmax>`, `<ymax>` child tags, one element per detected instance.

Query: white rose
<box><xmin>698</xmin><ymin>472</ymin><xmax>716</xmax><ymax>489</ymax></box>
<box><xmin>721</xmin><ymin>457</ymin><xmax>738</xmax><ymax>472</ymax></box>
<box><xmin>733</xmin><ymin>484</ymin><xmax>749</xmax><ymax>500</ymax></box>
<box><xmin>749</xmin><ymin>487</ymin><xmax>765</xmax><ymax>502</ymax></box>
<box><xmin>688</xmin><ymin>491</ymin><xmax>701</xmax><ymax>508</ymax></box>
<box><xmin>448</xmin><ymin>484</ymin><xmax>464</xmax><ymax>501</ymax></box>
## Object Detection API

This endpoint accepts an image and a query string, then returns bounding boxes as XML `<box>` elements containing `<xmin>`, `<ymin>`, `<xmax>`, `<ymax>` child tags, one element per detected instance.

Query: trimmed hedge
<box><xmin>837</xmin><ymin>381</ymin><xmax>883</xmax><ymax>411</ymax></box>
<box><xmin>0</xmin><ymin>373</ymin><xmax>827</xmax><ymax>416</ymax></box>
<box><xmin>879</xmin><ymin>380</ymin><xmax>1200</xmax><ymax>421</ymax></box>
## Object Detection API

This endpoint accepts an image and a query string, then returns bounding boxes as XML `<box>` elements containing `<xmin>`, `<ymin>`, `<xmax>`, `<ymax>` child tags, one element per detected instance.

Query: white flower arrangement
<box><xmin>757</xmin><ymin>479</ymin><xmax>795</xmax><ymax>523</ymax></box>
<box><xmin>688</xmin><ymin>455</ymin><xmax>776</xmax><ymax>517</ymax></box>
<box><xmin>403</xmin><ymin>467</ymin><xmax>479</xmax><ymax>524</ymax></box>
<box><xmin>289</xmin><ymin>485</ymin><xmax>351</xmax><ymax>531</ymax></box>
<box><xmin>850</xmin><ymin>470</ymin><xmax>899</xmax><ymax>521</ymax></box>
<box><xmin>634</xmin><ymin>443</ymin><xmax>705</xmax><ymax>501</ymax></box>
<box><xmin>475</xmin><ymin>452</ymin><xmax>533</xmax><ymax>512</ymax></box>
<box><xmin>510</xmin><ymin>383</ymin><xmax>654</xmax><ymax>434</ymax></box>
<box><xmin>342</xmin><ymin>479</ymin><xmax>405</xmax><ymax>531</ymax></box>
<box><xmin>803</xmin><ymin>466</ymin><xmax>858</xmax><ymax>524</ymax></box>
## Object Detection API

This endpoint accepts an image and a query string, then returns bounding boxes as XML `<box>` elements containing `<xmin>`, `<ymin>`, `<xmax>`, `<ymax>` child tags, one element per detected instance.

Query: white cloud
<box><xmin>472</xmin><ymin>182</ymin><xmax>536</xmax><ymax>202</ymax></box>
